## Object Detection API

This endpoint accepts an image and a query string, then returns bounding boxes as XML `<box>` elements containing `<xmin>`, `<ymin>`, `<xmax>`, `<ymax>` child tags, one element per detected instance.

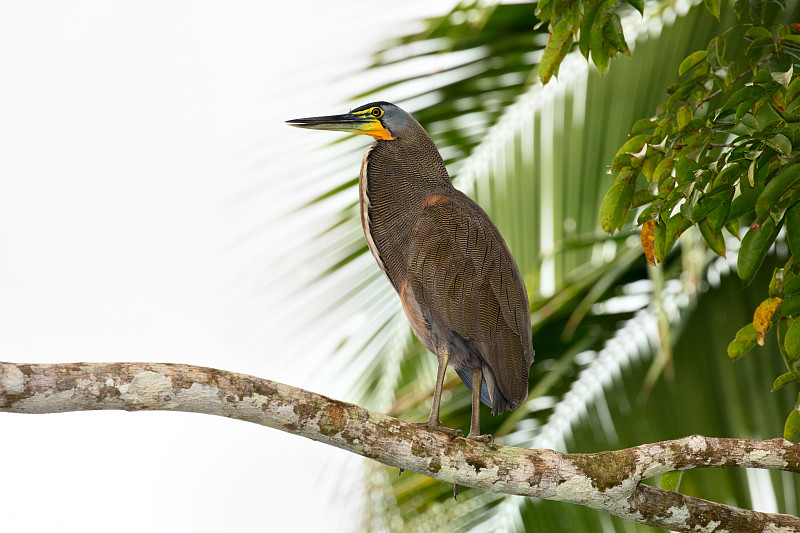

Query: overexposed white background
<box><xmin>0</xmin><ymin>2</ymin><xmax>452</xmax><ymax>531</ymax></box>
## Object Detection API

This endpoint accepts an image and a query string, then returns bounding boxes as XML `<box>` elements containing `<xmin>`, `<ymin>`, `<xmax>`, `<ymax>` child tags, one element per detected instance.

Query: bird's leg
<box><xmin>467</xmin><ymin>367</ymin><xmax>493</xmax><ymax>442</ymax></box>
<box><xmin>413</xmin><ymin>348</ymin><xmax>462</xmax><ymax>438</ymax></box>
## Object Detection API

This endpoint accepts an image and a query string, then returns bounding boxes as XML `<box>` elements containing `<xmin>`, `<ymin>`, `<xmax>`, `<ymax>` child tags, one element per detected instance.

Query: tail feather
<box><xmin>454</xmin><ymin>367</ymin><xmax>493</xmax><ymax>408</ymax></box>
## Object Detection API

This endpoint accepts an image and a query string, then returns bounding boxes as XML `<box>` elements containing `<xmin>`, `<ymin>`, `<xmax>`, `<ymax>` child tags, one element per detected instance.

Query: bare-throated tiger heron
<box><xmin>287</xmin><ymin>102</ymin><xmax>534</xmax><ymax>441</ymax></box>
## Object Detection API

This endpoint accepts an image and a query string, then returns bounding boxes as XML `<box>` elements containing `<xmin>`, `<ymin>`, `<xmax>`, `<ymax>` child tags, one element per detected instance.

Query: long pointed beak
<box><xmin>286</xmin><ymin>111</ymin><xmax>394</xmax><ymax>140</ymax></box>
<box><xmin>285</xmin><ymin>112</ymin><xmax>371</xmax><ymax>133</ymax></box>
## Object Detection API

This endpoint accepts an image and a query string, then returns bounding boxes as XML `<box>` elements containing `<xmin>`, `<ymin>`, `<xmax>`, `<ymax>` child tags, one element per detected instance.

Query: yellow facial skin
<box><xmin>351</xmin><ymin>108</ymin><xmax>395</xmax><ymax>140</ymax></box>
<box><xmin>286</xmin><ymin>107</ymin><xmax>395</xmax><ymax>140</ymax></box>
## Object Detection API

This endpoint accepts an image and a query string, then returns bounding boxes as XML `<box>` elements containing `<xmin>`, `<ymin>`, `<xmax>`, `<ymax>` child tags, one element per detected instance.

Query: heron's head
<box><xmin>286</xmin><ymin>101</ymin><xmax>413</xmax><ymax>140</ymax></box>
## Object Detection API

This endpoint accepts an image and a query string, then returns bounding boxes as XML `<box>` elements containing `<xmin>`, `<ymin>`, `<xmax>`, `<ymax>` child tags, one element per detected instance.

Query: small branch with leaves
<box><xmin>1</xmin><ymin>361</ymin><xmax>798</xmax><ymax>532</ymax></box>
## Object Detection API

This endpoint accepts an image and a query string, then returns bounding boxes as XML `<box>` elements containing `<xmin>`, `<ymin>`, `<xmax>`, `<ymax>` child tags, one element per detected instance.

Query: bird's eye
<box><xmin>371</xmin><ymin>107</ymin><xmax>383</xmax><ymax>118</ymax></box>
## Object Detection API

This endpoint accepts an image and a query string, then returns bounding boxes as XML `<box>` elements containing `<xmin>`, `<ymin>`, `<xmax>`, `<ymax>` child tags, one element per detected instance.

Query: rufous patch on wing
<box><xmin>422</xmin><ymin>194</ymin><xmax>450</xmax><ymax>208</ymax></box>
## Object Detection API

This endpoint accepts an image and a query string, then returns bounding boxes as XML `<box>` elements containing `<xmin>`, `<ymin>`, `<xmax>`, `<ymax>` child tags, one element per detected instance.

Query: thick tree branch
<box><xmin>1</xmin><ymin>362</ymin><xmax>798</xmax><ymax>532</ymax></box>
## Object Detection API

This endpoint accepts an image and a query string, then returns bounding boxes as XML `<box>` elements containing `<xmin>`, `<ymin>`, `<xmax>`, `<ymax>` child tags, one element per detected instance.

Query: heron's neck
<box><xmin>357</xmin><ymin>135</ymin><xmax>450</xmax><ymax>290</ymax></box>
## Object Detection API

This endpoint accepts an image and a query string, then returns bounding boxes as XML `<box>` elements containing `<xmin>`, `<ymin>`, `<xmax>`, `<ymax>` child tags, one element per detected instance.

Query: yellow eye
<box><xmin>371</xmin><ymin>107</ymin><xmax>383</xmax><ymax>118</ymax></box>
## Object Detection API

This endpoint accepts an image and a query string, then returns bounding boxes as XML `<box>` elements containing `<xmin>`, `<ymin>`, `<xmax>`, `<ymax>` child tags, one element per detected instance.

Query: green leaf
<box><xmin>727</xmin><ymin>323</ymin><xmax>758</xmax><ymax>360</ymax></box>
<box><xmin>729</xmin><ymin>177</ymin><xmax>762</xmax><ymax>220</ymax></box>
<box><xmin>627</xmin><ymin>0</ymin><xmax>644</xmax><ymax>14</ymax></box>
<box><xmin>785</xmin><ymin>318</ymin><xmax>800</xmax><ymax>358</ymax></box>
<box><xmin>642</xmin><ymin>155</ymin><xmax>659</xmax><ymax>180</ymax></box>
<box><xmin>704</xmin><ymin>0</ymin><xmax>720</xmax><ymax>21</ymax></box>
<box><xmin>653</xmin><ymin>157</ymin><xmax>674</xmax><ymax>184</ymax></box>
<box><xmin>663</xmin><ymin>213</ymin><xmax>691</xmax><ymax>254</ymax></box>
<box><xmin>737</xmin><ymin>215</ymin><xmax>783</xmax><ymax>286</ymax></box>
<box><xmin>787</xmin><ymin>77</ymin><xmax>800</xmax><ymax>104</ymax></box>
<box><xmin>591</xmin><ymin>14</ymin><xmax>611</xmax><ymax>75</ymax></box>
<box><xmin>785</xmin><ymin>275</ymin><xmax>800</xmax><ymax>297</ymax></box>
<box><xmin>725</xmin><ymin>217</ymin><xmax>740</xmax><ymax>239</ymax></box>
<box><xmin>713</xmin><ymin>163</ymin><xmax>744</xmax><ymax>189</ymax></box>
<box><xmin>699</xmin><ymin>218</ymin><xmax>726</xmax><ymax>257</ymax></box>
<box><xmin>612</xmin><ymin>135</ymin><xmax>649</xmax><ymax>170</ymax></box>
<box><xmin>707</xmin><ymin>186</ymin><xmax>735</xmax><ymax>231</ymax></box>
<box><xmin>604</xmin><ymin>13</ymin><xmax>630</xmax><ymax>56</ymax></box>
<box><xmin>540</xmin><ymin>19</ymin><xmax>573</xmax><ymax>84</ymax></box>
<box><xmin>745</xmin><ymin>26</ymin><xmax>773</xmax><ymax>40</ymax></box>
<box><xmin>781</xmin><ymin>294</ymin><xmax>800</xmax><ymax>316</ymax></box>
<box><xmin>579</xmin><ymin>2</ymin><xmax>601</xmax><ymax>59</ymax></box>
<box><xmin>677</xmin><ymin>106</ymin><xmax>693</xmax><ymax>130</ymax></box>
<box><xmin>784</xmin><ymin>409</ymin><xmax>800</xmax><ymax>442</ymax></box>
<box><xmin>786</xmin><ymin>202</ymin><xmax>800</xmax><ymax>259</ymax></box>
<box><xmin>707</xmin><ymin>35</ymin><xmax>726</xmax><ymax>68</ymax></box>
<box><xmin>736</xmin><ymin>100</ymin><xmax>755</xmax><ymax>124</ymax></box>
<box><xmin>632</xmin><ymin>189</ymin><xmax>657</xmax><ymax>208</ymax></box>
<box><xmin>724</xmin><ymin>86</ymin><xmax>762</xmax><ymax>110</ymax></box>
<box><xmin>679</xmin><ymin>50</ymin><xmax>708</xmax><ymax>76</ymax></box>
<box><xmin>755</xmin><ymin>163</ymin><xmax>800</xmax><ymax>223</ymax></box>
<box><xmin>660</xmin><ymin>471</ymin><xmax>683</xmax><ymax>491</ymax></box>
<box><xmin>631</xmin><ymin>118</ymin><xmax>656</xmax><ymax>135</ymax></box>
<box><xmin>599</xmin><ymin>170</ymin><xmax>635</xmax><ymax>233</ymax></box>
<box><xmin>766</xmin><ymin>134</ymin><xmax>792</xmax><ymax>156</ymax></box>
<box><xmin>772</xmin><ymin>372</ymin><xmax>800</xmax><ymax>391</ymax></box>
<box><xmin>692</xmin><ymin>185</ymin><xmax>734</xmax><ymax>223</ymax></box>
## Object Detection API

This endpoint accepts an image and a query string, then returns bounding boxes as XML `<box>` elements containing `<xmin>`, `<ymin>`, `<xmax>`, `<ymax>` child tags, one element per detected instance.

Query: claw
<box><xmin>466</xmin><ymin>433</ymin><xmax>493</xmax><ymax>442</ymax></box>
<box><xmin>413</xmin><ymin>420</ymin><xmax>463</xmax><ymax>439</ymax></box>
<box><xmin>454</xmin><ymin>483</ymin><xmax>459</xmax><ymax>500</ymax></box>
<box><xmin>399</xmin><ymin>468</ymin><xmax>404</xmax><ymax>477</ymax></box>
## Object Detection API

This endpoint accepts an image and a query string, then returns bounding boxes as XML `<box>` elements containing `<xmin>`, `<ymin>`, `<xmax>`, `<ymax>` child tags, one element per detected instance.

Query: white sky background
<box><xmin>0</xmin><ymin>2</ymin><xmax>454</xmax><ymax>531</ymax></box>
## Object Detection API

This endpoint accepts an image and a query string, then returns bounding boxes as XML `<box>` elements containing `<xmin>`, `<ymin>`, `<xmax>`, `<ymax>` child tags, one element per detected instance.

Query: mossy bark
<box><xmin>1</xmin><ymin>361</ymin><xmax>799</xmax><ymax>532</ymax></box>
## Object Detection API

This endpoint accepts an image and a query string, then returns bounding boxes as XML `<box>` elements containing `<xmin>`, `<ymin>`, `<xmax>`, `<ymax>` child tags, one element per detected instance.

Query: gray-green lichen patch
<box><xmin>745</xmin><ymin>448</ymin><xmax>788</xmax><ymax>469</ymax></box>
<box><xmin>570</xmin><ymin>449</ymin><xmax>636</xmax><ymax>492</ymax></box>
<box><xmin>0</xmin><ymin>364</ymin><xmax>26</xmax><ymax>406</ymax></box>
<box><xmin>120</xmin><ymin>371</ymin><xmax>174</xmax><ymax>406</ymax></box>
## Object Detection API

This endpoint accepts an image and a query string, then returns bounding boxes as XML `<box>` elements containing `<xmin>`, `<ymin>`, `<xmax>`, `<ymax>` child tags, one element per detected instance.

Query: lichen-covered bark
<box><xmin>1</xmin><ymin>361</ymin><xmax>798</xmax><ymax>532</ymax></box>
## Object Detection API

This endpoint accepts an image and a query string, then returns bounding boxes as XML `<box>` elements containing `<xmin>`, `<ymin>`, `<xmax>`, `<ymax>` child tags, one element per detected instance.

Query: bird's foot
<box><xmin>413</xmin><ymin>420</ymin><xmax>463</xmax><ymax>438</ymax></box>
<box><xmin>466</xmin><ymin>432</ymin><xmax>493</xmax><ymax>443</ymax></box>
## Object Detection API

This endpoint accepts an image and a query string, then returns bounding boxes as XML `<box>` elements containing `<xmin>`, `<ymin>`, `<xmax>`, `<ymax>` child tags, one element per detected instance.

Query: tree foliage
<box><xmin>594</xmin><ymin>0</ymin><xmax>800</xmax><ymax>438</ymax></box>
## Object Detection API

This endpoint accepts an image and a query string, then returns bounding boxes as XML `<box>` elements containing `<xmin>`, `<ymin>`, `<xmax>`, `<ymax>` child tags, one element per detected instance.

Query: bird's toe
<box><xmin>413</xmin><ymin>420</ymin><xmax>463</xmax><ymax>439</ymax></box>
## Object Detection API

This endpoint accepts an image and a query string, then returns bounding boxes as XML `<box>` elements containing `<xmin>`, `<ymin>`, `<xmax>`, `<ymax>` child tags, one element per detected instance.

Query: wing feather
<box><xmin>408</xmin><ymin>191</ymin><xmax>533</xmax><ymax>405</ymax></box>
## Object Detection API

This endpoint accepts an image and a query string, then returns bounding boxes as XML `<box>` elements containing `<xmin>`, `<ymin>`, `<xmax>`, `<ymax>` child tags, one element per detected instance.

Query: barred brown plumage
<box><xmin>287</xmin><ymin>101</ymin><xmax>534</xmax><ymax>441</ymax></box>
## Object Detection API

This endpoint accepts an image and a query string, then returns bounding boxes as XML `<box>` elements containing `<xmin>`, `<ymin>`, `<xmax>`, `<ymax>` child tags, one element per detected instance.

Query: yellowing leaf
<box><xmin>753</xmin><ymin>297</ymin><xmax>783</xmax><ymax>346</ymax></box>
<box><xmin>641</xmin><ymin>219</ymin><xmax>656</xmax><ymax>265</ymax></box>
<box><xmin>677</xmin><ymin>106</ymin><xmax>693</xmax><ymax>130</ymax></box>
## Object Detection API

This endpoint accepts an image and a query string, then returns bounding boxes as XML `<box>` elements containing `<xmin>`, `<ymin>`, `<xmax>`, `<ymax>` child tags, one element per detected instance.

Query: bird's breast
<box><xmin>358</xmin><ymin>145</ymin><xmax>390</xmax><ymax>282</ymax></box>
<box><xmin>358</xmin><ymin>142</ymin><xmax>430</xmax><ymax>291</ymax></box>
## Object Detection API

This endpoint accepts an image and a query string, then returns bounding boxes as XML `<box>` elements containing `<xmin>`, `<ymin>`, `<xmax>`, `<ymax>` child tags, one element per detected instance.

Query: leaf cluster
<box><xmin>537</xmin><ymin>0</ymin><xmax>638</xmax><ymax>82</ymax></box>
<box><xmin>599</xmin><ymin>2</ymin><xmax>800</xmax><ymax>438</ymax></box>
